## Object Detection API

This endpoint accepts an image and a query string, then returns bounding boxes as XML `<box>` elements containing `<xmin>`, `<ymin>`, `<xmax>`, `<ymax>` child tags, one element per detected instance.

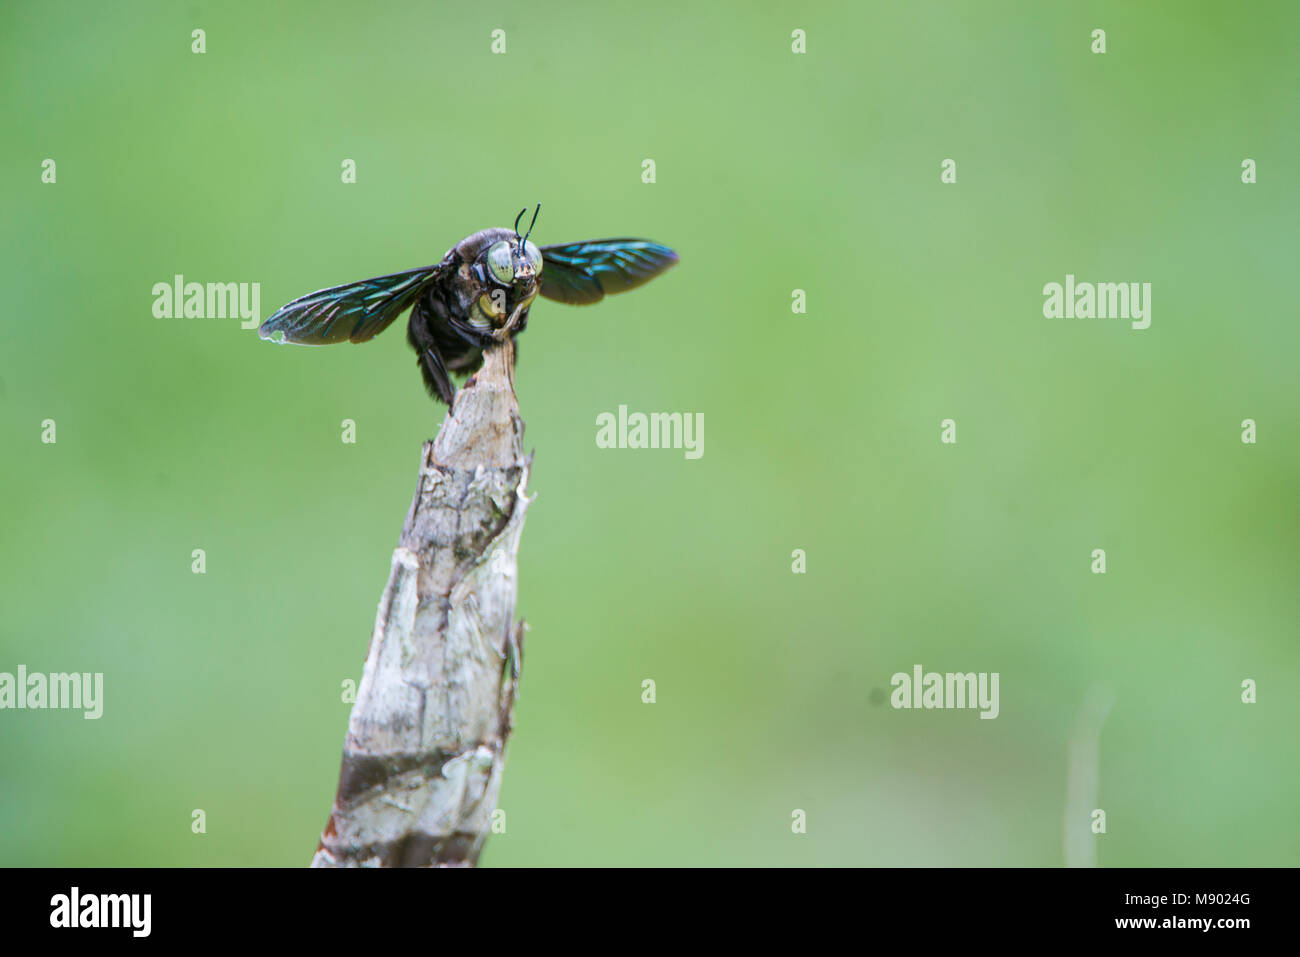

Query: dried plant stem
<box><xmin>312</xmin><ymin>342</ymin><xmax>529</xmax><ymax>867</ymax></box>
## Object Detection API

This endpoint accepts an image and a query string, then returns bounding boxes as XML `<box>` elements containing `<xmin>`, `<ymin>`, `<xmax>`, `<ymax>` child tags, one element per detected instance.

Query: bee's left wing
<box><xmin>259</xmin><ymin>261</ymin><xmax>450</xmax><ymax>345</ymax></box>
<box><xmin>538</xmin><ymin>240</ymin><xmax>678</xmax><ymax>306</ymax></box>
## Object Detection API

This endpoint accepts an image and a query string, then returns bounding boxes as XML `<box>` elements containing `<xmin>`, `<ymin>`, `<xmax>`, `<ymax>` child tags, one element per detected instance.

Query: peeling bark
<box><xmin>312</xmin><ymin>342</ymin><xmax>529</xmax><ymax>868</ymax></box>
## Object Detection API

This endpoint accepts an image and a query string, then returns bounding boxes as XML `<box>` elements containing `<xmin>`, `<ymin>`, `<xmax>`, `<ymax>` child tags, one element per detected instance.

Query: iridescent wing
<box><xmin>538</xmin><ymin>240</ymin><xmax>678</xmax><ymax>306</ymax></box>
<box><xmin>259</xmin><ymin>263</ymin><xmax>449</xmax><ymax>345</ymax></box>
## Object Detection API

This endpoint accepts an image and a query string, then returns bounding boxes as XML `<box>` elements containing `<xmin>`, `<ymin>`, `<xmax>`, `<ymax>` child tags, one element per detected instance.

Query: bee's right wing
<box><xmin>258</xmin><ymin>261</ymin><xmax>450</xmax><ymax>345</ymax></box>
<box><xmin>538</xmin><ymin>240</ymin><xmax>678</xmax><ymax>306</ymax></box>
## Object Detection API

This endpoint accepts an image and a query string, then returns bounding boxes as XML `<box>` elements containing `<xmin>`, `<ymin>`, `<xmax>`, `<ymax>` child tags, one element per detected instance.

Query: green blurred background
<box><xmin>2</xmin><ymin>0</ymin><xmax>1297</xmax><ymax>866</ymax></box>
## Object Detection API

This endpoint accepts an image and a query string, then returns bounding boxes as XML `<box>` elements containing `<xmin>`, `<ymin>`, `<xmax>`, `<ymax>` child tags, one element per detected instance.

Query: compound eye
<box><xmin>486</xmin><ymin>241</ymin><xmax>514</xmax><ymax>284</ymax></box>
<box><xmin>523</xmin><ymin>240</ymin><xmax>543</xmax><ymax>274</ymax></box>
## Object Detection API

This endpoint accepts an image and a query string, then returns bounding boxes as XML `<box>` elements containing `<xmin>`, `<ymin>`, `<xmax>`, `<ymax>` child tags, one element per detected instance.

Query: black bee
<box><xmin>258</xmin><ymin>206</ymin><xmax>678</xmax><ymax>405</ymax></box>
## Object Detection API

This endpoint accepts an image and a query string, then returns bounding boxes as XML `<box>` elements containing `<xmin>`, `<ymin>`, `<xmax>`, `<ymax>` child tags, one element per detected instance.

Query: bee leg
<box><xmin>408</xmin><ymin>303</ymin><xmax>457</xmax><ymax>406</ymax></box>
<box><xmin>459</xmin><ymin>349</ymin><xmax>486</xmax><ymax>389</ymax></box>
<box><xmin>419</xmin><ymin>344</ymin><xmax>456</xmax><ymax>407</ymax></box>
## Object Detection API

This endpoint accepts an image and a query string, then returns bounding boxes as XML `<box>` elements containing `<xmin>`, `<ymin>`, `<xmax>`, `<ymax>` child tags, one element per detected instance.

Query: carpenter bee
<box><xmin>258</xmin><ymin>206</ymin><xmax>678</xmax><ymax>405</ymax></box>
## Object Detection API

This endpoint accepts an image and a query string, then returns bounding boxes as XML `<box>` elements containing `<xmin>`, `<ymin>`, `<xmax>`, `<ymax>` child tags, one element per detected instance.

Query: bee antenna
<box><xmin>523</xmin><ymin>203</ymin><xmax>541</xmax><ymax>245</ymax></box>
<box><xmin>513</xmin><ymin>207</ymin><xmax>527</xmax><ymax>242</ymax></box>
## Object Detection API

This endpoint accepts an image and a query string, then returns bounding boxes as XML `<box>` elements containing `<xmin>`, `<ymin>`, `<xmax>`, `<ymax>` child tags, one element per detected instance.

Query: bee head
<box><xmin>462</xmin><ymin>207</ymin><xmax>542</xmax><ymax>333</ymax></box>
<box><xmin>479</xmin><ymin>205</ymin><xmax>542</xmax><ymax>289</ymax></box>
